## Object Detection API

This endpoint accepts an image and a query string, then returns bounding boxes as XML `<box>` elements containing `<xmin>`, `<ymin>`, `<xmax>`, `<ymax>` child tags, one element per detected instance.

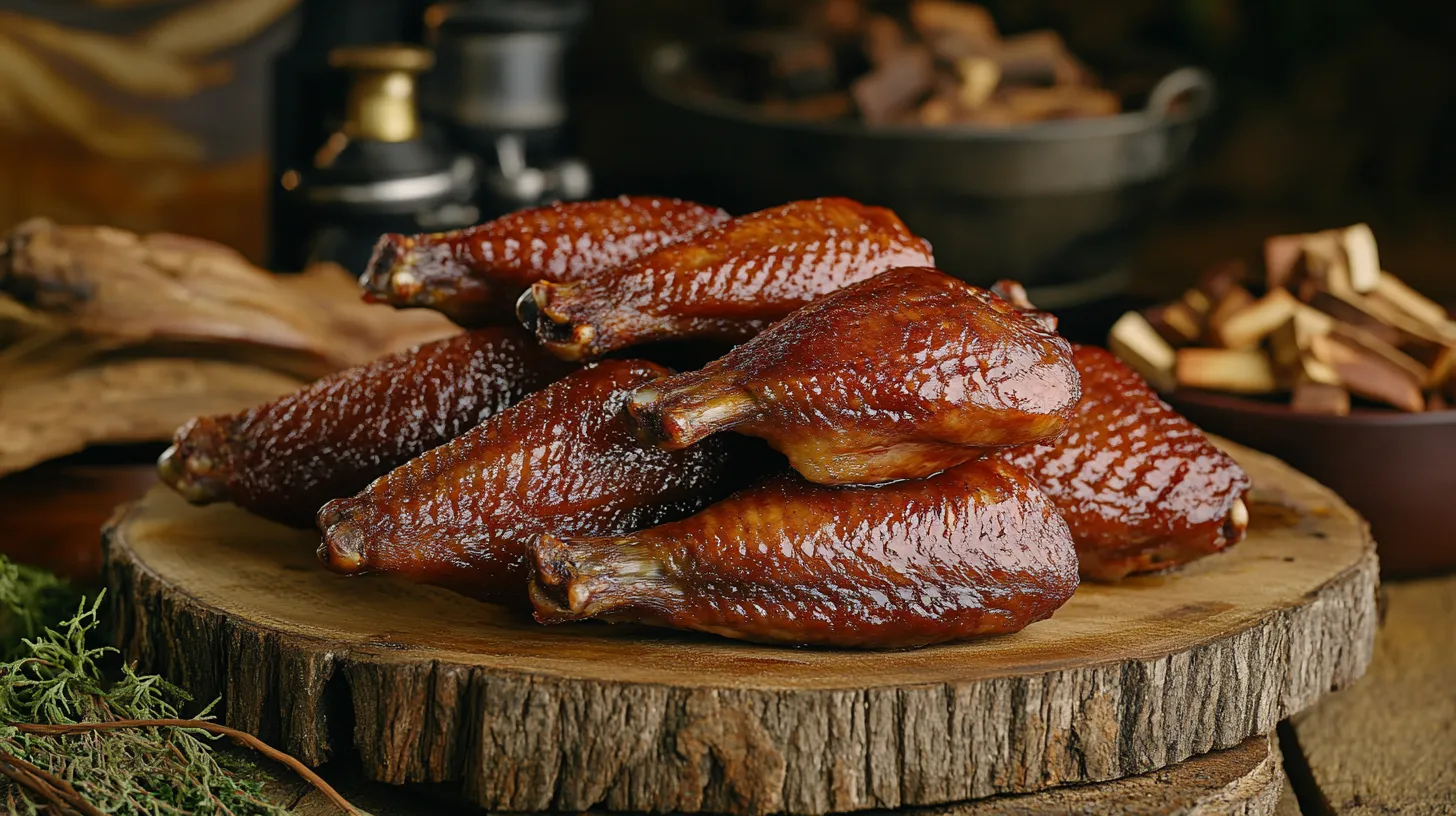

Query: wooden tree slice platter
<box><xmin>104</xmin><ymin>441</ymin><xmax>1377</xmax><ymax>816</ymax></box>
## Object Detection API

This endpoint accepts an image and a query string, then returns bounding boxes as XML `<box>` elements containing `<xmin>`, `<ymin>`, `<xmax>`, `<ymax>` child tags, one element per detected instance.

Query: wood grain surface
<box><xmin>267</xmin><ymin>734</ymin><xmax>1286</xmax><ymax>816</ymax></box>
<box><xmin>102</xmin><ymin>440</ymin><xmax>1378</xmax><ymax>815</ymax></box>
<box><xmin>1286</xmin><ymin>574</ymin><xmax>1456</xmax><ymax>815</ymax></box>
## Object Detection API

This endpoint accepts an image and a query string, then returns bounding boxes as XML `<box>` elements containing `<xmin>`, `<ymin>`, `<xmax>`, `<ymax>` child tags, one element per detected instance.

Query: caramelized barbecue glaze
<box><xmin>530</xmin><ymin>458</ymin><xmax>1079</xmax><ymax>648</ymax></box>
<box><xmin>158</xmin><ymin>327</ymin><xmax>571</xmax><ymax>528</ymax></box>
<box><xmin>998</xmin><ymin>345</ymin><xmax>1251</xmax><ymax>581</ymax></box>
<box><xmin>518</xmin><ymin>197</ymin><xmax>934</xmax><ymax>360</ymax></box>
<box><xmin>361</xmin><ymin>195</ymin><xmax>729</xmax><ymax>326</ymax></box>
<box><xmin>316</xmin><ymin>360</ymin><xmax>739</xmax><ymax>604</ymax></box>
<box><xmin>627</xmin><ymin>267</ymin><xmax>1080</xmax><ymax>485</ymax></box>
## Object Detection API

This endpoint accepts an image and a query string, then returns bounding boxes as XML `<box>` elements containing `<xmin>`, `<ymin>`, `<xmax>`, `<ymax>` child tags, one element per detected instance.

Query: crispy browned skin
<box><xmin>530</xmin><ymin>459</ymin><xmax>1079</xmax><ymax>649</ymax></box>
<box><xmin>998</xmin><ymin>345</ymin><xmax>1251</xmax><ymax>581</ymax></box>
<box><xmin>157</xmin><ymin>328</ymin><xmax>572</xmax><ymax>528</ymax></box>
<box><xmin>360</xmin><ymin>196</ymin><xmax>729</xmax><ymax>326</ymax></box>
<box><xmin>518</xmin><ymin>197</ymin><xmax>935</xmax><ymax>360</ymax></box>
<box><xmin>627</xmin><ymin>267</ymin><xmax>1080</xmax><ymax>485</ymax></box>
<box><xmin>316</xmin><ymin>360</ymin><xmax>740</xmax><ymax>604</ymax></box>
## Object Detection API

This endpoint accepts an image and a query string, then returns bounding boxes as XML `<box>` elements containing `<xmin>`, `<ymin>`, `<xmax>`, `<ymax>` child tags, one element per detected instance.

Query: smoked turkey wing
<box><xmin>997</xmin><ymin>345</ymin><xmax>1251</xmax><ymax>581</ymax></box>
<box><xmin>530</xmin><ymin>458</ymin><xmax>1079</xmax><ymax>649</ymax></box>
<box><xmin>316</xmin><ymin>360</ymin><xmax>740</xmax><ymax>605</ymax></box>
<box><xmin>517</xmin><ymin>197</ymin><xmax>935</xmax><ymax>360</ymax></box>
<box><xmin>627</xmin><ymin>267</ymin><xmax>1081</xmax><ymax>485</ymax></box>
<box><xmin>157</xmin><ymin>327</ymin><xmax>573</xmax><ymax>528</ymax></box>
<box><xmin>360</xmin><ymin>195</ymin><xmax>729</xmax><ymax>326</ymax></box>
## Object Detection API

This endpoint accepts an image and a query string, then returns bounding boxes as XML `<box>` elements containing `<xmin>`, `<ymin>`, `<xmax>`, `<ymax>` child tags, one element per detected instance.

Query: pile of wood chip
<box><xmin>706</xmin><ymin>0</ymin><xmax>1119</xmax><ymax>126</ymax></box>
<box><xmin>0</xmin><ymin>219</ymin><xmax>456</xmax><ymax>477</ymax></box>
<box><xmin>1111</xmin><ymin>224</ymin><xmax>1456</xmax><ymax>415</ymax></box>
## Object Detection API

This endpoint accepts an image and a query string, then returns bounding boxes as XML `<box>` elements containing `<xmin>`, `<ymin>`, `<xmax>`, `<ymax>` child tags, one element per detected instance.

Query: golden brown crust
<box><xmin>520</xmin><ymin>197</ymin><xmax>935</xmax><ymax>360</ymax></box>
<box><xmin>998</xmin><ymin>345</ymin><xmax>1251</xmax><ymax>581</ymax></box>
<box><xmin>316</xmin><ymin>360</ymin><xmax>743</xmax><ymax>604</ymax></box>
<box><xmin>361</xmin><ymin>195</ymin><xmax>729</xmax><ymax>326</ymax></box>
<box><xmin>530</xmin><ymin>458</ymin><xmax>1079</xmax><ymax>648</ymax></box>
<box><xmin>627</xmin><ymin>267</ymin><xmax>1081</xmax><ymax>485</ymax></box>
<box><xmin>158</xmin><ymin>327</ymin><xmax>573</xmax><ymax>527</ymax></box>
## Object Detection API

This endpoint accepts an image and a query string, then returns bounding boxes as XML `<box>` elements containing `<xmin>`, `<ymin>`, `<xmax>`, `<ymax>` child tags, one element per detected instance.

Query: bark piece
<box><xmin>1289</xmin><ymin>576</ymin><xmax>1456</xmax><ymax>815</ymax></box>
<box><xmin>1205</xmin><ymin>287</ymin><xmax>1257</xmax><ymax>348</ymax></box>
<box><xmin>1213</xmin><ymin>288</ymin><xmax>1299</xmax><ymax>350</ymax></box>
<box><xmin>0</xmin><ymin>220</ymin><xmax>457</xmax><ymax>377</ymax></box>
<box><xmin>1370</xmin><ymin>271</ymin><xmax>1450</xmax><ymax>328</ymax></box>
<box><xmin>1264</xmin><ymin>234</ymin><xmax>1306</xmax><ymax>291</ymax></box>
<box><xmin>851</xmin><ymin>45</ymin><xmax>935</xmax><ymax>123</ymax></box>
<box><xmin>1176</xmin><ymin>348</ymin><xmax>1279</xmax><ymax>394</ymax></box>
<box><xmin>1309</xmin><ymin>334</ymin><xmax>1425</xmax><ymax>412</ymax></box>
<box><xmin>1108</xmin><ymin>311</ymin><xmax>1176</xmax><ymax>392</ymax></box>
<box><xmin>1269</xmin><ymin>309</ymin><xmax>1339</xmax><ymax>386</ymax></box>
<box><xmin>1339</xmin><ymin>223</ymin><xmax>1380</xmax><ymax>294</ymax></box>
<box><xmin>1290</xmin><ymin>381</ymin><xmax>1351</xmax><ymax>416</ymax></box>
<box><xmin>0</xmin><ymin>357</ymin><xmax>303</xmax><ymax>477</ymax></box>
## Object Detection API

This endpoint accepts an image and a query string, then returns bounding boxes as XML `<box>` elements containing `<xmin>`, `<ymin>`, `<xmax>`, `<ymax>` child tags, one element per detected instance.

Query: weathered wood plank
<box><xmin>1288</xmin><ymin>575</ymin><xmax>1456</xmax><ymax>815</ymax></box>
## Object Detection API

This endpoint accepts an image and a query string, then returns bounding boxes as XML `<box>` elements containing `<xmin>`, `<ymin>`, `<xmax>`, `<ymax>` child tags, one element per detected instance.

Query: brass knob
<box><xmin>329</xmin><ymin>44</ymin><xmax>434</xmax><ymax>143</ymax></box>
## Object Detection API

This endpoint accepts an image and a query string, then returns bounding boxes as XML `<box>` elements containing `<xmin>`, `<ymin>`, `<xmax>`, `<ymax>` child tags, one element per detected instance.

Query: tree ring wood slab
<box><xmin>103</xmin><ymin>440</ymin><xmax>1377</xmax><ymax>816</ymax></box>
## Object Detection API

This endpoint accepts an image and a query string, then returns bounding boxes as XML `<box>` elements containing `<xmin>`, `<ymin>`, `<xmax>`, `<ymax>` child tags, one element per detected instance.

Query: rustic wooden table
<box><xmin>2</xmin><ymin>461</ymin><xmax>1452</xmax><ymax>814</ymax></box>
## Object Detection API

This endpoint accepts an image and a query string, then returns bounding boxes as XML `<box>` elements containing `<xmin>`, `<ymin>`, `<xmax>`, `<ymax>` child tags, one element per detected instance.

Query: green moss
<box><xmin>0</xmin><ymin>556</ymin><xmax>79</xmax><ymax>657</ymax></box>
<box><xmin>0</xmin><ymin>555</ymin><xmax>291</xmax><ymax>814</ymax></box>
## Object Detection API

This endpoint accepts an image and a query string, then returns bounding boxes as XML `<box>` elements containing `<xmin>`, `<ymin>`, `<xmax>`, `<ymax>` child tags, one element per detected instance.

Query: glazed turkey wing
<box><xmin>360</xmin><ymin>195</ymin><xmax>729</xmax><ymax>326</ymax></box>
<box><xmin>158</xmin><ymin>327</ymin><xmax>573</xmax><ymax>528</ymax></box>
<box><xmin>530</xmin><ymin>458</ymin><xmax>1079</xmax><ymax>649</ymax></box>
<box><xmin>517</xmin><ymin>197</ymin><xmax>935</xmax><ymax>360</ymax></box>
<box><xmin>316</xmin><ymin>360</ymin><xmax>739</xmax><ymax>604</ymax></box>
<box><xmin>997</xmin><ymin>344</ymin><xmax>1251</xmax><ymax>581</ymax></box>
<box><xmin>627</xmin><ymin>266</ymin><xmax>1080</xmax><ymax>485</ymax></box>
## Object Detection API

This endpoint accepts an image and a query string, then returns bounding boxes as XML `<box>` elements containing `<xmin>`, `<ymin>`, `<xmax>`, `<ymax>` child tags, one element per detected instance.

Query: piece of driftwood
<box><xmin>268</xmin><ymin>734</ymin><xmax>1285</xmax><ymax>816</ymax></box>
<box><xmin>0</xmin><ymin>219</ymin><xmax>456</xmax><ymax>377</ymax></box>
<box><xmin>0</xmin><ymin>357</ymin><xmax>302</xmax><ymax>477</ymax></box>
<box><xmin>0</xmin><ymin>219</ymin><xmax>458</xmax><ymax>477</ymax></box>
<box><xmin>103</xmin><ymin>440</ymin><xmax>1377</xmax><ymax>816</ymax></box>
<box><xmin>1286</xmin><ymin>574</ymin><xmax>1456</xmax><ymax>815</ymax></box>
<box><xmin>272</xmin><ymin>263</ymin><xmax>459</xmax><ymax>365</ymax></box>
<box><xmin>1</xmin><ymin>219</ymin><xmax>339</xmax><ymax>374</ymax></box>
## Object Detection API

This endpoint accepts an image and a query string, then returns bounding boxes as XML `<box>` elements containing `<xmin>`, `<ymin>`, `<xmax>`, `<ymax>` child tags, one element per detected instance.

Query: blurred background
<box><xmin>1</xmin><ymin>0</ymin><xmax>1454</xmax><ymax>312</ymax></box>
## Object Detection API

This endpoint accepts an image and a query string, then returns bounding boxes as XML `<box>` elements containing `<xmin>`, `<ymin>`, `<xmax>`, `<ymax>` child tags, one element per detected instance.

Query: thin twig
<box><xmin>0</xmin><ymin>749</ymin><xmax>104</xmax><ymax>816</ymax></box>
<box><xmin>0</xmin><ymin>758</ymin><xmax>69</xmax><ymax>815</ymax></box>
<box><xmin>0</xmin><ymin>749</ymin><xmax>85</xmax><ymax>816</ymax></box>
<box><xmin>15</xmin><ymin>719</ymin><xmax>360</xmax><ymax>816</ymax></box>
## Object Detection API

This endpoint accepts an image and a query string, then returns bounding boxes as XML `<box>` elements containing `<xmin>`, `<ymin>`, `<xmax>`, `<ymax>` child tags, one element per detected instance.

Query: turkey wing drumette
<box><xmin>361</xmin><ymin>196</ymin><xmax>729</xmax><ymax>326</ymax></box>
<box><xmin>316</xmin><ymin>360</ymin><xmax>740</xmax><ymax>604</ymax></box>
<box><xmin>158</xmin><ymin>327</ymin><xmax>573</xmax><ymax>527</ymax></box>
<box><xmin>998</xmin><ymin>344</ymin><xmax>1251</xmax><ymax>581</ymax></box>
<box><xmin>627</xmin><ymin>266</ymin><xmax>1080</xmax><ymax>485</ymax></box>
<box><xmin>517</xmin><ymin>197</ymin><xmax>934</xmax><ymax>360</ymax></box>
<box><xmin>530</xmin><ymin>458</ymin><xmax>1079</xmax><ymax>649</ymax></box>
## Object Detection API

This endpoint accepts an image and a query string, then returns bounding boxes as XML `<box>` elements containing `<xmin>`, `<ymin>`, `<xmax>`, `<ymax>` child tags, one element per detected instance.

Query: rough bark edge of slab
<box><xmin>103</xmin><ymin>510</ymin><xmax>1376</xmax><ymax>816</ymax></box>
<box><xmin>269</xmin><ymin>734</ymin><xmax>1284</xmax><ymax>816</ymax></box>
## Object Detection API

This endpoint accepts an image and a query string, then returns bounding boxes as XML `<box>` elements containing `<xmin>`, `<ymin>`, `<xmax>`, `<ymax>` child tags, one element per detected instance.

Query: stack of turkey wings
<box><xmin>159</xmin><ymin>196</ymin><xmax>1250</xmax><ymax>649</ymax></box>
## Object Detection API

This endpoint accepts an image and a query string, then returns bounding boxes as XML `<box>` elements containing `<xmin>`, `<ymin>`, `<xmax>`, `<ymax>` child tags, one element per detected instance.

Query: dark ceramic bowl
<box><xmin>1168</xmin><ymin>390</ymin><xmax>1456</xmax><ymax>578</ymax></box>
<box><xmin>639</xmin><ymin>41</ymin><xmax>1215</xmax><ymax>308</ymax></box>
